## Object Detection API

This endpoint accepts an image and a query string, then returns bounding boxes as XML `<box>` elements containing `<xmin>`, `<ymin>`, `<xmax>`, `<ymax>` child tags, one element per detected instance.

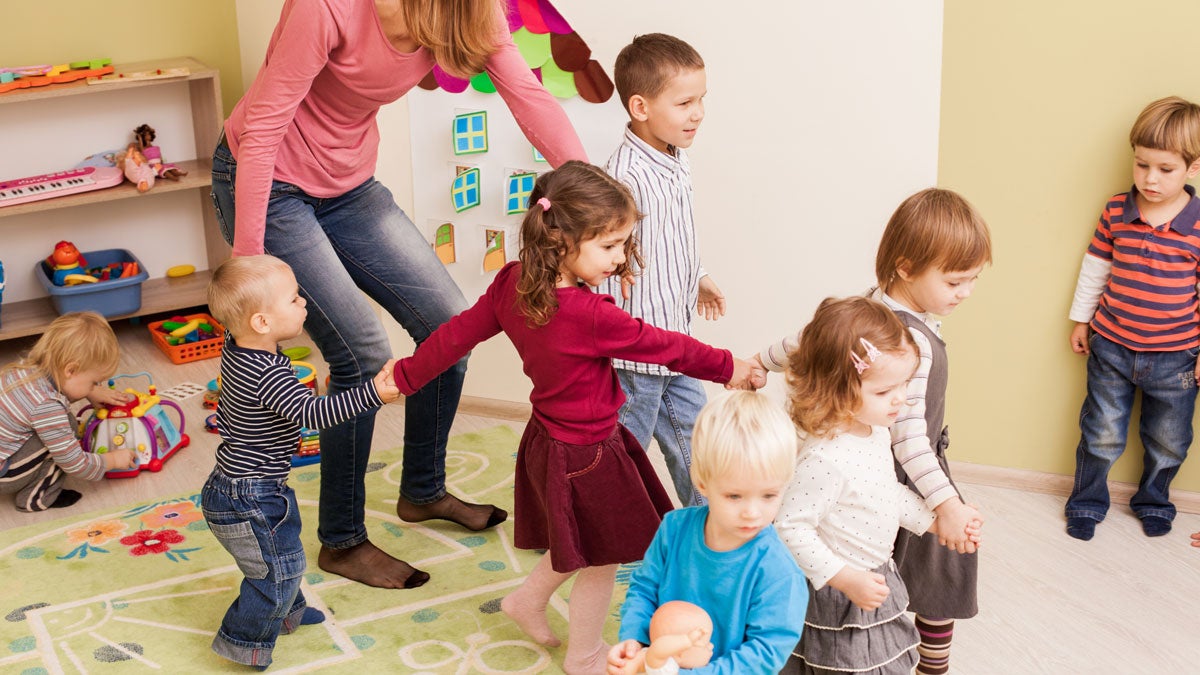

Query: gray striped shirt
<box><xmin>599</xmin><ymin>126</ymin><xmax>704</xmax><ymax>376</ymax></box>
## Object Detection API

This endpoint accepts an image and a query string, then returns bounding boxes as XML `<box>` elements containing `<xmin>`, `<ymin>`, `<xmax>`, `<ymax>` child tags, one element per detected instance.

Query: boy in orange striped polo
<box><xmin>1067</xmin><ymin>96</ymin><xmax>1200</xmax><ymax>541</ymax></box>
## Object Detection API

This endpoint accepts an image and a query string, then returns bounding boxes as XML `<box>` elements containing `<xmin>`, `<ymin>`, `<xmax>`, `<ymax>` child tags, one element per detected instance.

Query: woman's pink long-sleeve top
<box><xmin>393</xmin><ymin>262</ymin><xmax>733</xmax><ymax>445</ymax></box>
<box><xmin>224</xmin><ymin>0</ymin><xmax>587</xmax><ymax>256</ymax></box>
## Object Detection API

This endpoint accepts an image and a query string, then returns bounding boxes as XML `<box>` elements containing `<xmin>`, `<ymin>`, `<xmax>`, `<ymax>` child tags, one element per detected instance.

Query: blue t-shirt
<box><xmin>619</xmin><ymin>506</ymin><xmax>809</xmax><ymax>674</ymax></box>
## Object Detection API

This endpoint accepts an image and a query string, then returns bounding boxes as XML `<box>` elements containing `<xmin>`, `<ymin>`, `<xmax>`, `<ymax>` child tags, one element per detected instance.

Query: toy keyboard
<box><xmin>0</xmin><ymin>166</ymin><xmax>123</xmax><ymax>207</ymax></box>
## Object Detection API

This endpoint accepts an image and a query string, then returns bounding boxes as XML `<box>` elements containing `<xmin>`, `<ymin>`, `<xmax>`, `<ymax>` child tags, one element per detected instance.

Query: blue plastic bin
<box><xmin>36</xmin><ymin>248</ymin><xmax>148</xmax><ymax>317</ymax></box>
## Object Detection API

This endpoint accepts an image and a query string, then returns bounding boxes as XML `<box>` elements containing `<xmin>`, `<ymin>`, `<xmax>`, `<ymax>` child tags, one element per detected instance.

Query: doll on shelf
<box><xmin>114</xmin><ymin>143</ymin><xmax>155</xmax><ymax>192</ymax></box>
<box><xmin>133</xmin><ymin>124</ymin><xmax>187</xmax><ymax>181</ymax></box>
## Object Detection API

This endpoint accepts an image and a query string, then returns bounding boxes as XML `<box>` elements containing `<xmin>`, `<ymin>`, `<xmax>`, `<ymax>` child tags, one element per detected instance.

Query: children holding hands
<box><xmin>775</xmin><ymin>297</ymin><xmax>973</xmax><ymax>675</ymax></box>
<box><xmin>608</xmin><ymin>391</ymin><xmax>807</xmax><ymax>675</ymax></box>
<box><xmin>1066</xmin><ymin>96</ymin><xmax>1200</xmax><ymax>541</ymax></box>
<box><xmin>201</xmin><ymin>255</ymin><xmax>400</xmax><ymax>669</ymax></box>
<box><xmin>0</xmin><ymin>312</ymin><xmax>138</xmax><ymax>512</ymax></box>
<box><xmin>598</xmin><ymin>33</ymin><xmax>724</xmax><ymax>507</ymax></box>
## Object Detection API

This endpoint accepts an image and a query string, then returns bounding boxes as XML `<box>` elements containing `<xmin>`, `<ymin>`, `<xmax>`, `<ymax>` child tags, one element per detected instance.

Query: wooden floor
<box><xmin>2</xmin><ymin>318</ymin><xmax>1199</xmax><ymax>674</ymax></box>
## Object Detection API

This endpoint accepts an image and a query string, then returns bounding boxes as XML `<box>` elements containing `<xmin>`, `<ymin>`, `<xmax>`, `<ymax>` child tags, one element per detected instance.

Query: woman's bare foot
<box><xmin>396</xmin><ymin>492</ymin><xmax>507</xmax><ymax>531</ymax></box>
<box><xmin>317</xmin><ymin>540</ymin><xmax>430</xmax><ymax>589</ymax></box>
<box><xmin>501</xmin><ymin>592</ymin><xmax>561</xmax><ymax>647</ymax></box>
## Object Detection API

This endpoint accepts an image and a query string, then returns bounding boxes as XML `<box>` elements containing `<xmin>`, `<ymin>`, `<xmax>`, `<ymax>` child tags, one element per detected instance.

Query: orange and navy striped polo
<box><xmin>1088</xmin><ymin>185</ymin><xmax>1200</xmax><ymax>351</ymax></box>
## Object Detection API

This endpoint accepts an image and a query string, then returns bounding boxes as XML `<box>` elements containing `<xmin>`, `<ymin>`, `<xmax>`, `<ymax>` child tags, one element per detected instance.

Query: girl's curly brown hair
<box><xmin>786</xmin><ymin>296</ymin><xmax>916</xmax><ymax>438</ymax></box>
<box><xmin>516</xmin><ymin>161</ymin><xmax>642</xmax><ymax>326</ymax></box>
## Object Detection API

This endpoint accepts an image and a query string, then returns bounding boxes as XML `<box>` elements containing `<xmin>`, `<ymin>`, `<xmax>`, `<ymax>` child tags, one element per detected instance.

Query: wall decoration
<box><xmin>483</xmin><ymin>229</ymin><xmax>507</xmax><ymax>272</ymax></box>
<box><xmin>532</xmin><ymin>146</ymin><xmax>546</xmax><ymax>163</ymax></box>
<box><xmin>416</xmin><ymin>0</ymin><xmax>614</xmax><ymax>103</ymax></box>
<box><xmin>434</xmin><ymin>222</ymin><xmax>456</xmax><ymax>264</ymax></box>
<box><xmin>505</xmin><ymin>171</ymin><xmax>537</xmax><ymax>215</ymax></box>
<box><xmin>451</xmin><ymin>167</ymin><xmax>481</xmax><ymax>212</ymax></box>
<box><xmin>452</xmin><ymin>110</ymin><xmax>488</xmax><ymax>155</ymax></box>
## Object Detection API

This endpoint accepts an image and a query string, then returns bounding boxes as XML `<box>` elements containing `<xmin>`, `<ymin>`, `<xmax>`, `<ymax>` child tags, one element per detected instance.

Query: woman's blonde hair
<box><xmin>517</xmin><ymin>161</ymin><xmax>641</xmax><ymax>326</ymax></box>
<box><xmin>402</xmin><ymin>0</ymin><xmax>502</xmax><ymax>79</ymax></box>
<box><xmin>876</xmin><ymin>188</ymin><xmax>992</xmax><ymax>291</ymax></box>
<box><xmin>787</xmin><ymin>296</ymin><xmax>916</xmax><ymax>437</ymax></box>
<box><xmin>690</xmin><ymin>391</ymin><xmax>798</xmax><ymax>488</ymax></box>
<box><xmin>1</xmin><ymin>312</ymin><xmax>120</xmax><ymax>394</ymax></box>
<box><xmin>207</xmin><ymin>255</ymin><xmax>294</xmax><ymax>335</ymax></box>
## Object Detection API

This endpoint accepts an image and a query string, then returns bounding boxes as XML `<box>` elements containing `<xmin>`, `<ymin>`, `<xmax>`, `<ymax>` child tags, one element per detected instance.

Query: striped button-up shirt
<box><xmin>1070</xmin><ymin>185</ymin><xmax>1200</xmax><ymax>351</ymax></box>
<box><xmin>599</xmin><ymin>126</ymin><xmax>705</xmax><ymax>375</ymax></box>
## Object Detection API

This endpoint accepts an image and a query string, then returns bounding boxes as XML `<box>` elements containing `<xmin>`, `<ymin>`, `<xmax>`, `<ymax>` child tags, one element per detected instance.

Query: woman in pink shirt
<box><xmin>209</xmin><ymin>0</ymin><xmax>587</xmax><ymax>590</ymax></box>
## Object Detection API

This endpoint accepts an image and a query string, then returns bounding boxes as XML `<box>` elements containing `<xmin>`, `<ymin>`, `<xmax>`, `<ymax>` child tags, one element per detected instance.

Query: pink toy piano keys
<box><xmin>0</xmin><ymin>166</ymin><xmax>123</xmax><ymax>207</ymax></box>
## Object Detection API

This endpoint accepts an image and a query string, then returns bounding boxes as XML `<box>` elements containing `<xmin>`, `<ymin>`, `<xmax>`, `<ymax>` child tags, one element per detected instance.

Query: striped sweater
<box><xmin>1070</xmin><ymin>185</ymin><xmax>1200</xmax><ymax>351</ymax></box>
<box><xmin>214</xmin><ymin>336</ymin><xmax>383</xmax><ymax>479</ymax></box>
<box><xmin>0</xmin><ymin>368</ymin><xmax>105</xmax><ymax>480</ymax></box>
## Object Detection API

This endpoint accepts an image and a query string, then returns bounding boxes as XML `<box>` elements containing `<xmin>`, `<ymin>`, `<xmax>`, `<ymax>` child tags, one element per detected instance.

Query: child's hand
<box><xmin>1069</xmin><ymin>322</ymin><xmax>1090</xmax><ymax>355</ymax></box>
<box><xmin>88</xmin><ymin>385</ymin><xmax>132</xmax><ymax>407</ymax></box>
<box><xmin>645</xmin><ymin>628</ymin><xmax>712</xmax><ymax>670</ymax></box>
<box><xmin>933</xmin><ymin>498</ymin><xmax>982</xmax><ymax>553</ymax></box>
<box><xmin>725</xmin><ymin>357</ymin><xmax>761</xmax><ymax>391</ymax></box>
<box><xmin>728</xmin><ymin>353</ymin><xmax>769</xmax><ymax>391</ymax></box>
<box><xmin>374</xmin><ymin>360</ymin><xmax>401</xmax><ymax>404</ymax></box>
<box><xmin>696</xmin><ymin>276</ymin><xmax>726</xmax><ymax>320</ymax></box>
<box><xmin>607</xmin><ymin>640</ymin><xmax>643</xmax><ymax>675</ymax></box>
<box><xmin>102</xmin><ymin>449</ymin><xmax>138</xmax><ymax>471</ymax></box>
<box><xmin>829</xmin><ymin>566</ymin><xmax>890</xmax><ymax>611</ymax></box>
<box><xmin>621</xmin><ymin>272</ymin><xmax>636</xmax><ymax>301</ymax></box>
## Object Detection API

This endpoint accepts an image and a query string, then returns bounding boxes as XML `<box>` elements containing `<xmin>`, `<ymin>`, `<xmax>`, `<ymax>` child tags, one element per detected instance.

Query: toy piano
<box><xmin>0</xmin><ymin>166</ymin><xmax>123</xmax><ymax>208</ymax></box>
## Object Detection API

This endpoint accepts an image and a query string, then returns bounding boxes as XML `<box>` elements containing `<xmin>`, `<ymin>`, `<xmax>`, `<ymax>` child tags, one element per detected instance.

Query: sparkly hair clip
<box><xmin>536</xmin><ymin>197</ymin><xmax>551</xmax><ymax>212</ymax></box>
<box><xmin>850</xmin><ymin>338</ymin><xmax>883</xmax><ymax>375</ymax></box>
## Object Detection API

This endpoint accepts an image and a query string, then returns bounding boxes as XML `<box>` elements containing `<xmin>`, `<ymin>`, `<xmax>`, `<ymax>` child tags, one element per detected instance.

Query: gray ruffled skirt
<box><xmin>781</xmin><ymin>561</ymin><xmax>918</xmax><ymax>674</ymax></box>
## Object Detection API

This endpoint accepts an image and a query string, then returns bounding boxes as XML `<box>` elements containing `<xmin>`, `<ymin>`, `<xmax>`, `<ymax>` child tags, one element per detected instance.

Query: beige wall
<box><xmin>0</xmin><ymin>1</ymin><xmax>243</xmax><ymax>115</ymax></box>
<box><xmin>939</xmin><ymin>0</ymin><xmax>1200</xmax><ymax>491</ymax></box>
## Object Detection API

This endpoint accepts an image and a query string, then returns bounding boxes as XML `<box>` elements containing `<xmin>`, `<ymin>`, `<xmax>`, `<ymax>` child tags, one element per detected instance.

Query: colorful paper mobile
<box><xmin>453</xmin><ymin>111</ymin><xmax>488</xmax><ymax>155</ymax></box>
<box><xmin>484</xmin><ymin>229</ymin><xmax>507</xmax><ymax>272</ymax></box>
<box><xmin>434</xmin><ymin>223</ymin><xmax>456</xmax><ymax>264</ymax></box>
<box><xmin>417</xmin><ymin>0</ymin><xmax>614</xmax><ymax>103</ymax></box>
<box><xmin>451</xmin><ymin>167</ymin><xmax>482</xmax><ymax>212</ymax></box>
<box><xmin>505</xmin><ymin>172</ymin><xmax>537</xmax><ymax>215</ymax></box>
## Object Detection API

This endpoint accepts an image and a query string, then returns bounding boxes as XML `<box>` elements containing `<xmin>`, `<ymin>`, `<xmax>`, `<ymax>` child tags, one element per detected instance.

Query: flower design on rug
<box><xmin>57</xmin><ymin>519</ymin><xmax>129</xmax><ymax>560</ymax></box>
<box><xmin>141</xmin><ymin>501</ymin><xmax>203</xmax><ymax>529</ymax></box>
<box><xmin>119</xmin><ymin>529</ymin><xmax>201</xmax><ymax>562</ymax></box>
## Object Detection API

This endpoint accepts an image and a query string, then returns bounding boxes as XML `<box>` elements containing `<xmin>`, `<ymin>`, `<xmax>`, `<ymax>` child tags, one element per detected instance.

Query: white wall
<box><xmin>232</xmin><ymin>0</ymin><xmax>945</xmax><ymax>406</ymax></box>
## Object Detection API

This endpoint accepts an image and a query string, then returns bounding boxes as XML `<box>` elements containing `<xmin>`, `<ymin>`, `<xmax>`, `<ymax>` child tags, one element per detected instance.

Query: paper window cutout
<box><xmin>416</xmin><ymin>0</ymin><xmax>613</xmax><ymax>103</ymax></box>
<box><xmin>505</xmin><ymin>172</ymin><xmax>537</xmax><ymax>215</ymax></box>
<box><xmin>532</xmin><ymin>146</ymin><xmax>546</xmax><ymax>163</ymax></box>
<box><xmin>434</xmin><ymin>223</ymin><xmax>456</xmax><ymax>264</ymax></box>
<box><xmin>453</xmin><ymin>111</ymin><xmax>488</xmax><ymax>155</ymax></box>
<box><xmin>451</xmin><ymin>167</ymin><xmax>482</xmax><ymax>212</ymax></box>
<box><xmin>483</xmin><ymin>229</ymin><xmax>507</xmax><ymax>272</ymax></box>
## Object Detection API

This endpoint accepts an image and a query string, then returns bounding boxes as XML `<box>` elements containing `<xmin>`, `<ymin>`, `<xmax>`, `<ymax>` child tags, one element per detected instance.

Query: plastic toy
<box><xmin>78</xmin><ymin>372</ymin><xmax>189</xmax><ymax>478</ymax></box>
<box><xmin>202</xmin><ymin>378</ymin><xmax>220</xmax><ymax>409</ymax></box>
<box><xmin>166</xmin><ymin>264</ymin><xmax>195</xmax><ymax>278</ymax></box>
<box><xmin>47</xmin><ymin>240</ymin><xmax>83</xmax><ymax>286</ymax></box>
<box><xmin>133</xmin><ymin>124</ymin><xmax>187</xmax><ymax>182</ymax></box>
<box><xmin>0</xmin><ymin>59</ymin><xmax>113</xmax><ymax>94</ymax></box>
<box><xmin>291</xmin><ymin>360</ymin><xmax>322</xmax><ymax>467</ymax></box>
<box><xmin>44</xmin><ymin>241</ymin><xmax>140</xmax><ymax>286</ymax></box>
<box><xmin>621</xmin><ymin>601</ymin><xmax>714</xmax><ymax>674</ymax></box>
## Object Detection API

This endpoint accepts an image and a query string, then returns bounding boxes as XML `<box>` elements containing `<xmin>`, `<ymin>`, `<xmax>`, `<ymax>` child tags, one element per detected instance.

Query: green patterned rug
<box><xmin>0</xmin><ymin>427</ymin><xmax>632</xmax><ymax>674</ymax></box>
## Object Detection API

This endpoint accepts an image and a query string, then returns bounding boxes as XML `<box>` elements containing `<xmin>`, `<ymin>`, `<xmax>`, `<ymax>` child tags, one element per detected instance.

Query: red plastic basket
<box><xmin>148</xmin><ymin>313</ymin><xmax>224</xmax><ymax>364</ymax></box>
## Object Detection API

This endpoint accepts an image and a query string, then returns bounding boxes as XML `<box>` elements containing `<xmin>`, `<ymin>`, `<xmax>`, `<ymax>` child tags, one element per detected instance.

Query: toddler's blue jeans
<box><xmin>1066</xmin><ymin>333</ymin><xmax>1197</xmax><ymax>523</ymax></box>
<box><xmin>201</xmin><ymin>469</ymin><xmax>308</xmax><ymax>668</ymax></box>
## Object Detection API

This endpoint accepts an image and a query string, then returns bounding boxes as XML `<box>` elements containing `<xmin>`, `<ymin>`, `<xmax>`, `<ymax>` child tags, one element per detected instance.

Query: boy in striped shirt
<box><xmin>1067</xmin><ymin>96</ymin><xmax>1200</xmax><ymax>541</ymax></box>
<box><xmin>201</xmin><ymin>255</ymin><xmax>400</xmax><ymax>668</ymax></box>
<box><xmin>599</xmin><ymin>34</ymin><xmax>738</xmax><ymax>507</ymax></box>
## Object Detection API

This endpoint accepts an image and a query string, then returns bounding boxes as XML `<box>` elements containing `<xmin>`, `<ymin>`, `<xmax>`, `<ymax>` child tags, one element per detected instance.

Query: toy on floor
<box><xmin>153</xmin><ymin>316</ymin><xmax>219</xmax><ymax>346</ymax></box>
<box><xmin>291</xmin><ymin>360</ymin><xmax>322</xmax><ymax>467</ymax></box>
<box><xmin>78</xmin><ymin>371</ymin><xmax>190</xmax><ymax>478</ymax></box>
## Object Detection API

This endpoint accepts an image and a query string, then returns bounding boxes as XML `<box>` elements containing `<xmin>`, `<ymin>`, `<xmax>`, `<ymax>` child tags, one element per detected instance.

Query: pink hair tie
<box><xmin>537</xmin><ymin>197</ymin><xmax>551</xmax><ymax>212</ymax></box>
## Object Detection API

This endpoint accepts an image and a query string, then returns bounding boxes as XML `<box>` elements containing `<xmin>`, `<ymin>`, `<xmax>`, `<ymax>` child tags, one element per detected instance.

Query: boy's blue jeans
<box><xmin>211</xmin><ymin>139</ymin><xmax>469</xmax><ymax>550</ymax></box>
<box><xmin>616</xmin><ymin>370</ymin><xmax>707</xmax><ymax>506</ymax></box>
<box><xmin>201</xmin><ymin>469</ymin><xmax>309</xmax><ymax>668</ymax></box>
<box><xmin>1065</xmin><ymin>333</ymin><xmax>1198</xmax><ymax>523</ymax></box>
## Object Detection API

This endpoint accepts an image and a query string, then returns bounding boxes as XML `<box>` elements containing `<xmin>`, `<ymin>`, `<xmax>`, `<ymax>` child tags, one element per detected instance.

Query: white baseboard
<box><xmin>453</xmin><ymin>395</ymin><xmax>1200</xmax><ymax>516</ymax></box>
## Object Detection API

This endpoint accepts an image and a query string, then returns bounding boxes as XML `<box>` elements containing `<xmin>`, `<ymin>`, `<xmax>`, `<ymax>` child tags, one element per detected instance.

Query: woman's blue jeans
<box><xmin>210</xmin><ymin>139</ymin><xmax>468</xmax><ymax>549</ymax></box>
<box><xmin>1066</xmin><ymin>333</ymin><xmax>1197</xmax><ymax>523</ymax></box>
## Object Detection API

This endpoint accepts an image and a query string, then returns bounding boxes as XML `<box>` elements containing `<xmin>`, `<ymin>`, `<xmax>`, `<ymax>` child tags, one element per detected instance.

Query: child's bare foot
<box><xmin>317</xmin><ymin>540</ymin><xmax>429</xmax><ymax>589</ymax></box>
<box><xmin>1191</xmin><ymin>531</ymin><xmax>1200</xmax><ymax>548</ymax></box>
<box><xmin>501</xmin><ymin>592</ymin><xmax>561</xmax><ymax>647</ymax></box>
<box><xmin>564</xmin><ymin>642</ymin><xmax>609</xmax><ymax>675</ymax></box>
<box><xmin>396</xmin><ymin>493</ymin><xmax>507</xmax><ymax>531</ymax></box>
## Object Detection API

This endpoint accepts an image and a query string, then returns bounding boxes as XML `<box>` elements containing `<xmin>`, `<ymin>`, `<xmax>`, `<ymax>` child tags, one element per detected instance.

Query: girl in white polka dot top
<box><xmin>774</xmin><ymin>297</ymin><xmax>974</xmax><ymax>675</ymax></box>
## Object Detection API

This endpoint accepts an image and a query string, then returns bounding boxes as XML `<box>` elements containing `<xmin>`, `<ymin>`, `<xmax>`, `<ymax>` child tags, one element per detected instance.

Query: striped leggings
<box><xmin>0</xmin><ymin>437</ymin><xmax>67</xmax><ymax>512</ymax></box>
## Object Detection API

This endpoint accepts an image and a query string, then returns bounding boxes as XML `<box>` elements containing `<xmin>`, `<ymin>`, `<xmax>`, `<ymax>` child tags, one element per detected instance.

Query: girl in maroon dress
<box><xmin>391</xmin><ymin>161</ymin><xmax>759</xmax><ymax>674</ymax></box>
